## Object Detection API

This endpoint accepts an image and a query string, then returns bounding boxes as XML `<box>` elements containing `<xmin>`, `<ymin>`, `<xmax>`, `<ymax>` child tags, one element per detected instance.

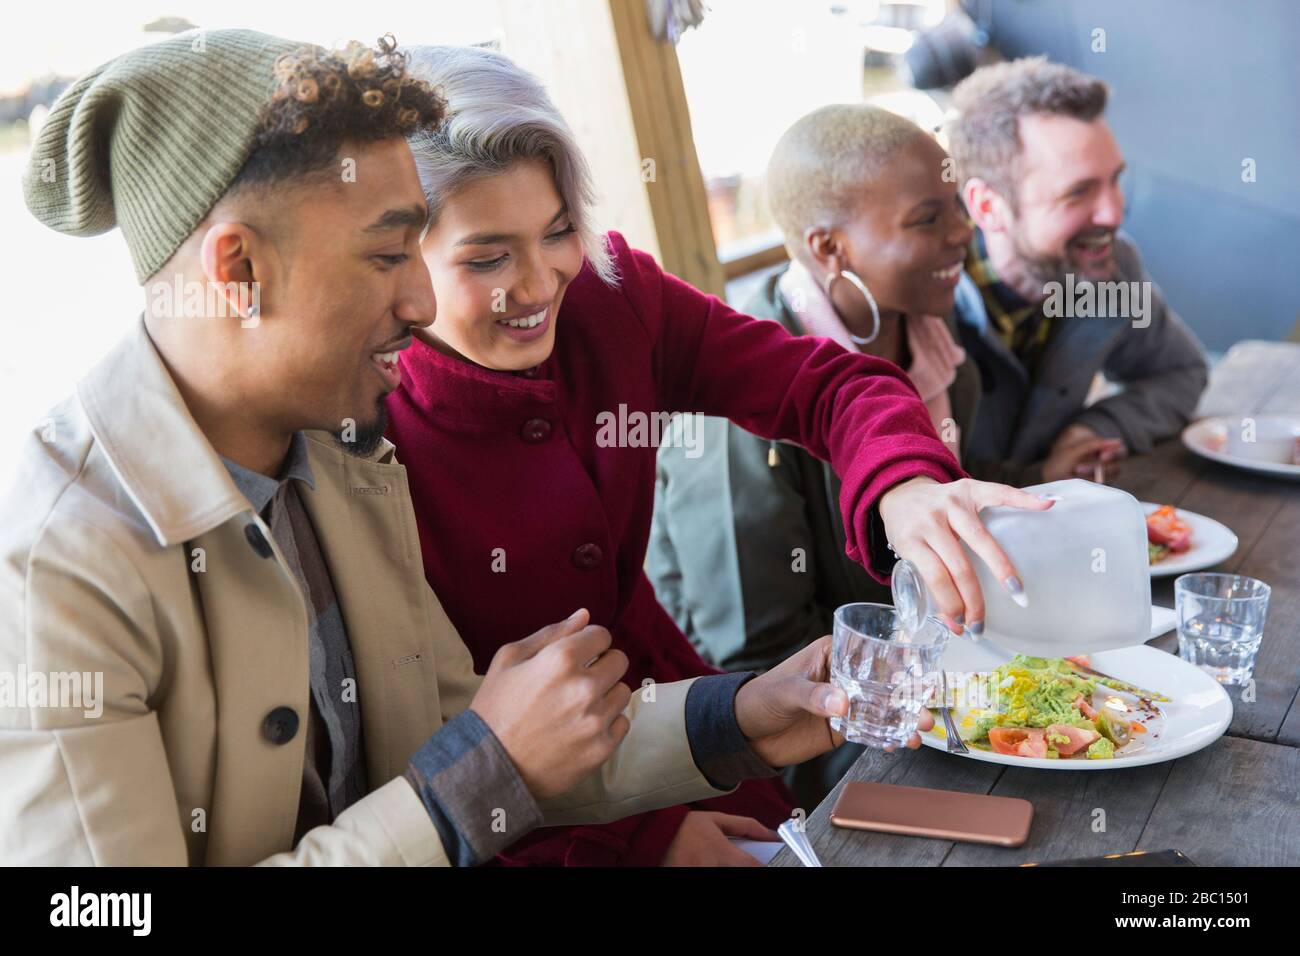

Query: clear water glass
<box><xmin>829</xmin><ymin>602</ymin><xmax>949</xmax><ymax>749</ymax></box>
<box><xmin>1174</xmin><ymin>573</ymin><xmax>1270</xmax><ymax>685</ymax></box>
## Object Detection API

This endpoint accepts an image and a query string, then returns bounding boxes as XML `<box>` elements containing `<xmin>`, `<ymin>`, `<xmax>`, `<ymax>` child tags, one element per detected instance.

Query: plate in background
<box><xmin>1142</xmin><ymin>502</ymin><xmax>1238</xmax><ymax>578</ymax></box>
<box><xmin>1182</xmin><ymin>415</ymin><xmax>1300</xmax><ymax>479</ymax></box>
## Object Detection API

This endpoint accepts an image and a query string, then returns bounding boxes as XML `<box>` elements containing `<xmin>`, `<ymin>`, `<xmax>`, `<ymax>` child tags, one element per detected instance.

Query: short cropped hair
<box><xmin>405</xmin><ymin>45</ymin><xmax>615</xmax><ymax>285</ymax></box>
<box><xmin>947</xmin><ymin>56</ymin><xmax>1109</xmax><ymax>208</ymax></box>
<box><xmin>766</xmin><ymin>103</ymin><xmax>930</xmax><ymax>252</ymax></box>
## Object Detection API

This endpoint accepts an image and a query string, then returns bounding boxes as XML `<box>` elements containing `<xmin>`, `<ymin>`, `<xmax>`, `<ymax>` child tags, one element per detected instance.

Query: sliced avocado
<box><xmin>1087</xmin><ymin>737</ymin><xmax>1116</xmax><ymax>759</ymax></box>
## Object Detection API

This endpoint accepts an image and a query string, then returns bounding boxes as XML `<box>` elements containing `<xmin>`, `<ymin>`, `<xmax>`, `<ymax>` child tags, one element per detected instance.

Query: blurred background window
<box><xmin>5</xmin><ymin>0</ymin><xmax>1297</xmax><ymax>486</ymax></box>
<box><xmin>676</xmin><ymin>0</ymin><xmax>951</xmax><ymax>265</ymax></box>
<box><xmin>0</xmin><ymin>2</ymin><xmax>511</xmax><ymax>486</ymax></box>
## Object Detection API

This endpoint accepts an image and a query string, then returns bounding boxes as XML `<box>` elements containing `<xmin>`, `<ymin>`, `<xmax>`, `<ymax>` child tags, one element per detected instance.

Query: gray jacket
<box><xmin>959</xmin><ymin>231</ymin><xmax>1208</xmax><ymax>464</ymax></box>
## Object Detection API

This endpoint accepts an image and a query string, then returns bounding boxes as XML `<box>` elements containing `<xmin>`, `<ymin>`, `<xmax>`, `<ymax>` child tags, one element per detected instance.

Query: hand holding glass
<box><xmin>829</xmin><ymin>603</ymin><xmax>948</xmax><ymax>750</ymax></box>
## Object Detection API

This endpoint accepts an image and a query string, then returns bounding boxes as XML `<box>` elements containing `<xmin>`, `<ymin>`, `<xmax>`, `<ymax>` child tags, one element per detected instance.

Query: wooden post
<box><xmin>495</xmin><ymin>0</ymin><xmax>725</xmax><ymax>297</ymax></box>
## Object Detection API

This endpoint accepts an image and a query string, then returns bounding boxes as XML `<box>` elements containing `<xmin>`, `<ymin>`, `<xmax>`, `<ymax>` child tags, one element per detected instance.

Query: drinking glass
<box><xmin>1174</xmin><ymin>573</ymin><xmax>1270</xmax><ymax>685</ymax></box>
<box><xmin>830</xmin><ymin>602</ymin><xmax>949</xmax><ymax>749</ymax></box>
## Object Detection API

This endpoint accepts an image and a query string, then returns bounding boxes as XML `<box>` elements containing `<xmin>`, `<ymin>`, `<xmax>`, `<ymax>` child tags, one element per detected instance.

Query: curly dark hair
<box><xmin>230</xmin><ymin>34</ymin><xmax>445</xmax><ymax>195</ymax></box>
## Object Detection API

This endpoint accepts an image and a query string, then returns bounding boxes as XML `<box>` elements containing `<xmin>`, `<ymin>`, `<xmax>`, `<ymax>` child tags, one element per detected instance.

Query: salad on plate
<box><xmin>939</xmin><ymin>655</ymin><xmax>1164</xmax><ymax>760</ymax></box>
<box><xmin>1146</xmin><ymin>504</ymin><xmax>1192</xmax><ymax>565</ymax></box>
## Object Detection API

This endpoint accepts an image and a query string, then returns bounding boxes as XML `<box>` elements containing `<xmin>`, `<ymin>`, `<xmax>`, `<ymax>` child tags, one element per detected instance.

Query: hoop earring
<box><xmin>824</xmin><ymin>269</ymin><xmax>880</xmax><ymax>346</ymax></box>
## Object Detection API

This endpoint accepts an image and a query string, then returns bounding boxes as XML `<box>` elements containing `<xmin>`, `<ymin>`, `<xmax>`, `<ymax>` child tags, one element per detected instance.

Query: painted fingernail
<box><xmin>951</xmin><ymin>613</ymin><xmax>965</xmax><ymax>628</ymax></box>
<box><xmin>965</xmin><ymin>619</ymin><xmax>984</xmax><ymax>640</ymax></box>
<box><xmin>1003</xmin><ymin>575</ymin><xmax>1029</xmax><ymax>608</ymax></box>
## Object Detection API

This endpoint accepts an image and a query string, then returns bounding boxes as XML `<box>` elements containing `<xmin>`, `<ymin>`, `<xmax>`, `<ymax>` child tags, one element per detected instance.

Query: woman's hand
<box><xmin>662</xmin><ymin>811</ymin><xmax>778</xmax><ymax>867</ymax></box>
<box><xmin>877</xmin><ymin>476</ymin><xmax>1054</xmax><ymax>633</ymax></box>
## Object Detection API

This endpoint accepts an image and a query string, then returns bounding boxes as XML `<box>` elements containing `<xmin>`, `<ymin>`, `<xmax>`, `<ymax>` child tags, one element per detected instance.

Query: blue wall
<box><xmin>980</xmin><ymin>0</ymin><xmax>1300</xmax><ymax>351</ymax></box>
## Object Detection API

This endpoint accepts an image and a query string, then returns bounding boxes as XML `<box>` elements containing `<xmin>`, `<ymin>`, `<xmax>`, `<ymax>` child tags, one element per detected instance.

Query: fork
<box><xmin>937</xmin><ymin>669</ymin><xmax>969</xmax><ymax>754</ymax></box>
<box><xmin>1065</xmin><ymin>658</ymin><xmax>1171</xmax><ymax>702</ymax></box>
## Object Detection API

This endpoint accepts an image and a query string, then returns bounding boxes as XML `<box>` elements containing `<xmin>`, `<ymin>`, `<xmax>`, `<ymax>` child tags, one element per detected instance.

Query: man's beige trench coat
<box><xmin>0</xmin><ymin>321</ymin><xmax>728</xmax><ymax>865</ymax></box>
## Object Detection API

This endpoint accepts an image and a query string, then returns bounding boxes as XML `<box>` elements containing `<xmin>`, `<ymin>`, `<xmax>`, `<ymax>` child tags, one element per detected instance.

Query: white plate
<box><xmin>1182</xmin><ymin>415</ymin><xmax>1300</xmax><ymax>480</ymax></box>
<box><xmin>922</xmin><ymin>615</ymin><xmax>1231</xmax><ymax>770</ymax></box>
<box><xmin>1141</xmin><ymin>502</ymin><xmax>1238</xmax><ymax>578</ymax></box>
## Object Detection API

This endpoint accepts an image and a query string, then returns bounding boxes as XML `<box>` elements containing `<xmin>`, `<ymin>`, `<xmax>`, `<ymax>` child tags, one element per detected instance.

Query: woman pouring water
<box><xmin>385</xmin><ymin>45</ymin><xmax>1051</xmax><ymax>866</ymax></box>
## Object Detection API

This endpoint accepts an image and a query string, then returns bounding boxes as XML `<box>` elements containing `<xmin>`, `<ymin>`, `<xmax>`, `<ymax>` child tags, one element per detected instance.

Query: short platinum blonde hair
<box><xmin>405</xmin><ymin>45</ymin><xmax>616</xmax><ymax>284</ymax></box>
<box><xmin>766</xmin><ymin>103</ymin><xmax>930</xmax><ymax>256</ymax></box>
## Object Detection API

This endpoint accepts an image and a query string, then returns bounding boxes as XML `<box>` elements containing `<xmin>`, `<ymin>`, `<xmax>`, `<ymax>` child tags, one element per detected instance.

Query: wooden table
<box><xmin>772</xmin><ymin>343</ymin><xmax>1300</xmax><ymax>867</ymax></box>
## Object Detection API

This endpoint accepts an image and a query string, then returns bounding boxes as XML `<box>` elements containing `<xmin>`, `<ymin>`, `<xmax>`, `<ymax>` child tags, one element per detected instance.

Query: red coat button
<box><xmin>520</xmin><ymin>418</ymin><xmax>552</xmax><ymax>443</ymax></box>
<box><xmin>572</xmin><ymin>542</ymin><xmax>603</xmax><ymax>571</ymax></box>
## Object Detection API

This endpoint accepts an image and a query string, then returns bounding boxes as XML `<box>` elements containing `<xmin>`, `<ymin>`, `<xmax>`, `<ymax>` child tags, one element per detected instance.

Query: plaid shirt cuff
<box><xmin>684</xmin><ymin>672</ymin><xmax>779</xmax><ymax>790</ymax></box>
<box><xmin>404</xmin><ymin>709</ymin><xmax>544</xmax><ymax>866</ymax></box>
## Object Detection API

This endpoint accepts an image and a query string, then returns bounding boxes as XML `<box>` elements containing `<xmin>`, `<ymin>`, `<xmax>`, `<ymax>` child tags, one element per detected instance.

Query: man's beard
<box><xmin>1010</xmin><ymin>231</ymin><xmax>1071</xmax><ymax>293</ymax></box>
<box><xmin>1009</xmin><ymin>226</ymin><xmax>1118</xmax><ymax>297</ymax></box>
<box><xmin>332</xmin><ymin>400</ymin><xmax>388</xmax><ymax>458</ymax></box>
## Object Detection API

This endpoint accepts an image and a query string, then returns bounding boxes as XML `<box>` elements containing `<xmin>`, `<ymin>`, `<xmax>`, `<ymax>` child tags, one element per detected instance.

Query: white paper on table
<box><xmin>728</xmin><ymin>838</ymin><xmax>784</xmax><ymax>865</ymax></box>
<box><xmin>1151</xmin><ymin>605</ymin><xmax>1176</xmax><ymax>639</ymax></box>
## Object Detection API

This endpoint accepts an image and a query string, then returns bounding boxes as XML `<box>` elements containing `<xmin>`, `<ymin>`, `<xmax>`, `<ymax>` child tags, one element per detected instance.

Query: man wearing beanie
<box><xmin>0</xmin><ymin>29</ymin><xmax>856</xmax><ymax>865</ymax></box>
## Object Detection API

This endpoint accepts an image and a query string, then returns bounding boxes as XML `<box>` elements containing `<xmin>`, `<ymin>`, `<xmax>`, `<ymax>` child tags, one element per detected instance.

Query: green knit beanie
<box><xmin>22</xmin><ymin>29</ymin><xmax>311</xmax><ymax>284</ymax></box>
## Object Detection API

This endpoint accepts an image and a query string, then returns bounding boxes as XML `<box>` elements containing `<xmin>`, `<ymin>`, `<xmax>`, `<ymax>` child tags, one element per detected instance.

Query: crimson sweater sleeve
<box><xmin>612</xmin><ymin>233</ymin><xmax>966</xmax><ymax>581</ymax></box>
<box><xmin>495</xmin><ymin>807</ymin><xmax>691</xmax><ymax>867</ymax></box>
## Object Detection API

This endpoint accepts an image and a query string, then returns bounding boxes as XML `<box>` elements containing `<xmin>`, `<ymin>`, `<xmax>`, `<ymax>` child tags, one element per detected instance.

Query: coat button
<box><xmin>261</xmin><ymin>706</ymin><xmax>299</xmax><ymax>745</ymax></box>
<box><xmin>572</xmin><ymin>542</ymin><xmax>603</xmax><ymax>571</ymax></box>
<box><xmin>245</xmin><ymin>523</ymin><xmax>273</xmax><ymax>559</ymax></box>
<box><xmin>520</xmin><ymin>418</ymin><xmax>552</xmax><ymax>443</ymax></box>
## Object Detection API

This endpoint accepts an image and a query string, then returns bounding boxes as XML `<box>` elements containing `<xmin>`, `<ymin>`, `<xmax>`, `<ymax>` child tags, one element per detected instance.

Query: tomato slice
<box><xmin>1146</xmin><ymin>505</ymin><xmax>1192</xmax><ymax>552</ymax></box>
<box><xmin>988</xmin><ymin>727</ymin><xmax>1022</xmax><ymax>755</ymax></box>
<box><xmin>1046</xmin><ymin>723</ymin><xmax>1100</xmax><ymax>755</ymax></box>
<box><xmin>988</xmin><ymin>727</ymin><xmax>1047</xmax><ymax>757</ymax></box>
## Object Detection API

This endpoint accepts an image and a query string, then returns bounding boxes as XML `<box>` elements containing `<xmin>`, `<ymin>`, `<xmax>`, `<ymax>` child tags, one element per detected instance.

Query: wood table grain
<box><xmin>772</xmin><ymin>343</ymin><xmax>1300</xmax><ymax>867</ymax></box>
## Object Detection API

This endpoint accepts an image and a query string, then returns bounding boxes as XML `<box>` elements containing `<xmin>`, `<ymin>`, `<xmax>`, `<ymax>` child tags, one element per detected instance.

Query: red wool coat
<box><xmin>386</xmin><ymin>232</ymin><xmax>962</xmax><ymax>865</ymax></box>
